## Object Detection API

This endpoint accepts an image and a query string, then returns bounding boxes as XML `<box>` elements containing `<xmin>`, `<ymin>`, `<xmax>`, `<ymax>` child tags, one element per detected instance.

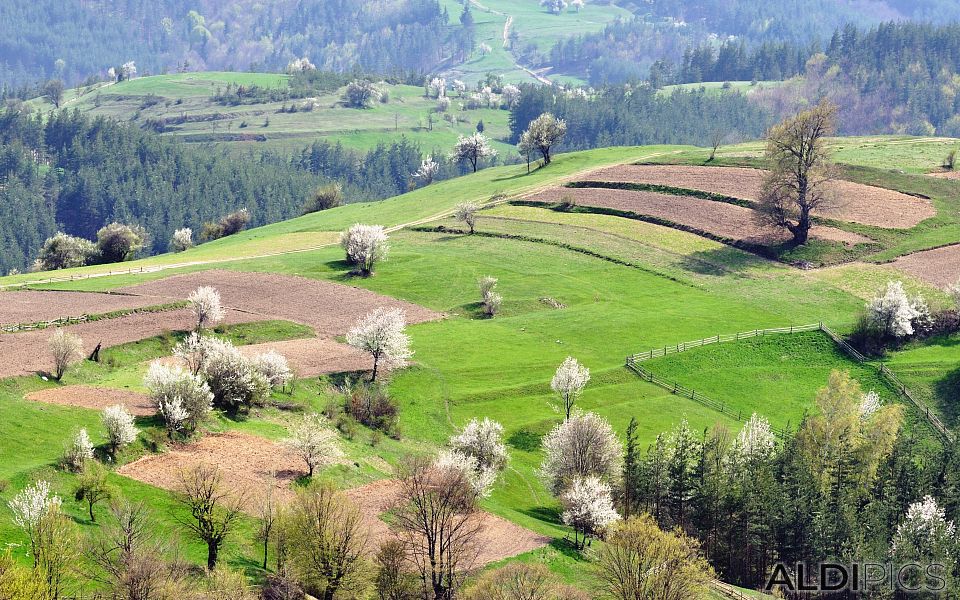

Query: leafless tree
<box><xmin>392</xmin><ymin>457</ymin><xmax>484</xmax><ymax>600</ymax></box>
<box><xmin>175</xmin><ymin>464</ymin><xmax>247</xmax><ymax>570</ymax></box>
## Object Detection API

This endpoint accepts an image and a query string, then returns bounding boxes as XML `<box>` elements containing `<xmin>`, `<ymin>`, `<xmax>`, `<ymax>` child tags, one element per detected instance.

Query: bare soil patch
<box><xmin>927</xmin><ymin>170</ymin><xmax>960</xmax><ymax>180</ymax></box>
<box><xmin>117</xmin><ymin>431</ymin><xmax>304</xmax><ymax>507</ymax></box>
<box><xmin>237</xmin><ymin>338</ymin><xmax>369</xmax><ymax>377</ymax></box>
<box><xmin>0</xmin><ymin>290</ymin><xmax>163</xmax><ymax>326</ymax></box>
<box><xmin>891</xmin><ymin>244</ymin><xmax>960</xmax><ymax>287</ymax></box>
<box><xmin>528</xmin><ymin>187</ymin><xmax>872</xmax><ymax>247</ymax></box>
<box><xmin>26</xmin><ymin>385</ymin><xmax>155</xmax><ymax>415</ymax></box>
<box><xmin>0</xmin><ymin>308</ymin><xmax>264</xmax><ymax>378</ymax></box>
<box><xmin>585</xmin><ymin>165</ymin><xmax>934</xmax><ymax>228</ymax></box>
<box><xmin>118</xmin><ymin>270</ymin><xmax>441</xmax><ymax>336</ymax></box>
<box><xmin>345</xmin><ymin>479</ymin><xmax>550</xmax><ymax>565</ymax></box>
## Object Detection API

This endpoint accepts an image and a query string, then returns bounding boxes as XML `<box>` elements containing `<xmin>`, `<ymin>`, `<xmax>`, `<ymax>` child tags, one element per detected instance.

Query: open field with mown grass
<box><xmin>26</xmin><ymin>73</ymin><xmax>516</xmax><ymax>155</ymax></box>
<box><xmin>1</xmin><ymin>143</ymin><xmax>958</xmax><ymax>595</ymax></box>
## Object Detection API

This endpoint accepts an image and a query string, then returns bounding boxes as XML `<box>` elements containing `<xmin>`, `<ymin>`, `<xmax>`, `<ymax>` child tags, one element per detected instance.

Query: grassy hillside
<box><xmin>1</xmin><ymin>143</ymin><xmax>958</xmax><ymax>595</ymax></box>
<box><xmin>27</xmin><ymin>73</ymin><xmax>515</xmax><ymax>155</ymax></box>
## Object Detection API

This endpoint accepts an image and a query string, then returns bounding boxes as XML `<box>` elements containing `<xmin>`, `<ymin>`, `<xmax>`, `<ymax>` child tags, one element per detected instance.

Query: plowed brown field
<box><xmin>236</xmin><ymin>337</ymin><xmax>369</xmax><ymax>377</ymax></box>
<box><xmin>0</xmin><ymin>290</ymin><xmax>164</xmax><ymax>326</ymax></box>
<box><xmin>118</xmin><ymin>270</ymin><xmax>441</xmax><ymax>336</ymax></box>
<box><xmin>26</xmin><ymin>385</ymin><xmax>155</xmax><ymax>415</ymax></box>
<box><xmin>584</xmin><ymin>165</ymin><xmax>934</xmax><ymax>228</ymax></box>
<box><xmin>891</xmin><ymin>244</ymin><xmax>960</xmax><ymax>287</ymax></box>
<box><xmin>528</xmin><ymin>187</ymin><xmax>872</xmax><ymax>246</ymax></box>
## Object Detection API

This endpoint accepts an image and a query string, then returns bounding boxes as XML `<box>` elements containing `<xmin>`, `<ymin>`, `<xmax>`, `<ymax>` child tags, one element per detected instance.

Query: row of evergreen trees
<box><xmin>621</xmin><ymin>370</ymin><xmax>960</xmax><ymax>593</ymax></box>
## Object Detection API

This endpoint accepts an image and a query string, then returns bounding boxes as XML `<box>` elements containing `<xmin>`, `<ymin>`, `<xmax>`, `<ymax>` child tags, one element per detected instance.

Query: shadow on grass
<box><xmin>679</xmin><ymin>246</ymin><xmax>768</xmax><ymax>275</ymax></box>
<box><xmin>507</xmin><ymin>428</ymin><xmax>543</xmax><ymax>452</ymax></box>
<box><xmin>522</xmin><ymin>505</ymin><xmax>562</xmax><ymax>526</ymax></box>
<box><xmin>934</xmin><ymin>367</ymin><xmax>960</xmax><ymax>427</ymax></box>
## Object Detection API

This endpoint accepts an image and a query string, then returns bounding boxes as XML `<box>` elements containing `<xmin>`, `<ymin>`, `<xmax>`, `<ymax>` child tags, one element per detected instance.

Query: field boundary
<box><xmin>626</xmin><ymin>323</ymin><xmax>954</xmax><ymax>443</ymax></box>
<box><xmin>0</xmin><ymin>301</ymin><xmax>189</xmax><ymax>333</ymax></box>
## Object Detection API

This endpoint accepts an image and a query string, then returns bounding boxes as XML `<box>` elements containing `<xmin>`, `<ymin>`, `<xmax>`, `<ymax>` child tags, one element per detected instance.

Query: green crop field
<box><xmin>2</xmin><ymin>142</ymin><xmax>958</xmax><ymax>596</ymax></box>
<box><xmin>26</xmin><ymin>73</ymin><xmax>517</xmax><ymax>155</ymax></box>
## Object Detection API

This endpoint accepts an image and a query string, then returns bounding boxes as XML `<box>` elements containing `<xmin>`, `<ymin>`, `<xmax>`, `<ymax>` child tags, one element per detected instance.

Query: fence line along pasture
<box><xmin>626</xmin><ymin>322</ymin><xmax>955</xmax><ymax>444</ymax></box>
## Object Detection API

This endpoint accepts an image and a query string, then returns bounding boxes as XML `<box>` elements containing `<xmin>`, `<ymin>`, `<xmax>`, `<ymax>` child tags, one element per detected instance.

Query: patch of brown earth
<box><xmin>117</xmin><ymin>431</ymin><xmax>304</xmax><ymax>508</ymax></box>
<box><xmin>927</xmin><ymin>170</ymin><xmax>960</xmax><ymax>180</ymax></box>
<box><xmin>529</xmin><ymin>187</ymin><xmax>872</xmax><ymax>246</ymax></box>
<box><xmin>236</xmin><ymin>338</ymin><xmax>370</xmax><ymax>377</ymax></box>
<box><xmin>0</xmin><ymin>308</ymin><xmax>265</xmax><ymax>378</ymax></box>
<box><xmin>585</xmin><ymin>164</ymin><xmax>935</xmax><ymax>228</ymax></box>
<box><xmin>26</xmin><ymin>385</ymin><xmax>155</xmax><ymax>415</ymax></box>
<box><xmin>891</xmin><ymin>244</ymin><xmax>960</xmax><ymax>288</ymax></box>
<box><xmin>0</xmin><ymin>290</ymin><xmax>164</xmax><ymax>326</ymax></box>
<box><xmin>118</xmin><ymin>270</ymin><xmax>442</xmax><ymax>336</ymax></box>
<box><xmin>345</xmin><ymin>479</ymin><xmax>551</xmax><ymax>566</ymax></box>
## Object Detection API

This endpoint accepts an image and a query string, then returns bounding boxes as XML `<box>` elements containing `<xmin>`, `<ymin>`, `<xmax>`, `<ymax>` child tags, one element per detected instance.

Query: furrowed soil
<box><xmin>584</xmin><ymin>164</ymin><xmax>934</xmax><ymax>228</ymax></box>
<box><xmin>528</xmin><ymin>187</ymin><xmax>872</xmax><ymax>246</ymax></box>
<box><xmin>0</xmin><ymin>290</ymin><xmax>166</xmax><ymax>325</ymax></box>
<box><xmin>118</xmin><ymin>270</ymin><xmax>442</xmax><ymax>336</ymax></box>
<box><xmin>26</xmin><ymin>385</ymin><xmax>155</xmax><ymax>415</ymax></box>
<box><xmin>236</xmin><ymin>338</ymin><xmax>369</xmax><ymax>377</ymax></box>
<box><xmin>891</xmin><ymin>244</ymin><xmax>960</xmax><ymax>287</ymax></box>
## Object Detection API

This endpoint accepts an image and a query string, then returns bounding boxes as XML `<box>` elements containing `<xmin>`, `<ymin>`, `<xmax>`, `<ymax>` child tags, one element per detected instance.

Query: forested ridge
<box><xmin>0</xmin><ymin>0</ymin><xmax>463</xmax><ymax>89</ymax></box>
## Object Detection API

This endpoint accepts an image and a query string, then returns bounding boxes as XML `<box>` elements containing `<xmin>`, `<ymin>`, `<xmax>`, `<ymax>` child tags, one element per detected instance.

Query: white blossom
<box><xmin>283</xmin><ymin>414</ymin><xmax>342</xmax><ymax>477</ymax></box>
<box><xmin>452</xmin><ymin>79</ymin><xmax>467</xmax><ymax>96</ymax></box>
<box><xmin>144</xmin><ymin>360</ymin><xmax>213</xmax><ymax>431</ymax></box>
<box><xmin>540</xmin><ymin>411</ymin><xmax>622</xmax><ymax>495</ymax></box>
<box><xmin>860</xmin><ymin>391</ymin><xmax>881</xmax><ymax>420</ymax></box>
<box><xmin>434</xmin><ymin>449</ymin><xmax>497</xmax><ymax>498</ymax></box>
<box><xmin>570</xmin><ymin>0</ymin><xmax>585</xmax><ymax>11</ymax></box>
<box><xmin>501</xmin><ymin>84</ymin><xmax>521</xmax><ymax>108</ymax></box>
<box><xmin>340</xmin><ymin>223</ymin><xmax>389</xmax><ymax>276</ymax></box>
<box><xmin>253</xmin><ymin>350</ymin><xmax>293</xmax><ymax>389</ymax></box>
<box><xmin>436</xmin><ymin>97</ymin><xmax>451</xmax><ymax>112</ymax></box>
<box><xmin>450</xmin><ymin>417</ymin><xmax>508</xmax><ymax>474</ymax></box>
<box><xmin>102</xmin><ymin>404</ymin><xmax>139</xmax><ymax>452</ymax></box>
<box><xmin>560</xmin><ymin>476</ymin><xmax>620</xmax><ymax>537</ymax></box>
<box><xmin>892</xmin><ymin>495</ymin><xmax>956</xmax><ymax>560</ymax></box>
<box><xmin>346</xmin><ymin>307</ymin><xmax>412</xmax><ymax>381</ymax></box>
<box><xmin>478</xmin><ymin>42</ymin><xmax>492</xmax><ymax>55</ymax></box>
<box><xmin>64</xmin><ymin>428</ymin><xmax>95</xmax><ymax>471</ymax></box>
<box><xmin>199</xmin><ymin>338</ymin><xmax>270</xmax><ymax>410</ymax></box>
<box><xmin>551</xmin><ymin>356</ymin><xmax>590</xmax><ymax>419</ymax></box>
<box><xmin>867</xmin><ymin>281</ymin><xmax>919</xmax><ymax>338</ymax></box>
<box><xmin>454</xmin><ymin>202</ymin><xmax>480</xmax><ymax>234</ymax></box>
<box><xmin>727</xmin><ymin>413</ymin><xmax>776</xmax><ymax>467</ymax></box>
<box><xmin>8</xmin><ymin>480</ymin><xmax>60</xmax><ymax>533</ymax></box>
<box><xmin>428</xmin><ymin>77</ymin><xmax>446</xmax><ymax>98</ymax></box>
<box><xmin>450</xmin><ymin>133</ymin><xmax>497</xmax><ymax>172</ymax></box>
<box><xmin>119</xmin><ymin>61</ymin><xmax>137</xmax><ymax>81</ymax></box>
<box><xmin>170</xmin><ymin>228</ymin><xmax>194</xmax><ymax>252</ymax></box>
<box><xmin>286</xmin><ymin>56</ymin><xmax>316</xmax><ymax>73</ymax></box>
<box><xmin>540</xmin><ymin>0</ymin><xmax>568</xmax><ymax>14</ymax></box>
<box><xmin>188</xmin><ymin>286</ymin><xmax>225</xmax><ymax>331</ymax></box>
<box><xmin>413</xmin><ymin>157</ymin><xmax>441</xmax><ymax>185</ymax></box>
<box><xmin>48</xmin><ymin>328</ymin><xmax>84</xmax><ymax>380</ymax></box>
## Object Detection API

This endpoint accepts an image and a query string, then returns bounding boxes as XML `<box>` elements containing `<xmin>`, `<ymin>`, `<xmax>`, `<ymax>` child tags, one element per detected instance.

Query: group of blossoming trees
<box><xmin>855</xmin><ymin>277</ymin><xmax>960</xmax><ymax>355</ymax></box>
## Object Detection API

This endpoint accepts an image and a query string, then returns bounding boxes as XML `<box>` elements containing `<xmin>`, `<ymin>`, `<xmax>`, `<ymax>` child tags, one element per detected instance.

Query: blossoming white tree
<box><xmin>173</xmin><ymin>331</ymin><xmax>211</xmax><ymax>375</ymax></box>
<box><xmin>102</xmin><ymin>405</ymin><xmax>139</xmax><ymax>456</ymax></box>
<box><xmin>540</xmin><ymin>411</ymin><xmax>622</xmax><ymax>495</ymax></box>
<box><xmin>428</xmin><ymin>77</ymin><xmax>446</xmax><ymax>98</ymax></box>
<box><xmin>283</xmin><ymin>414</ymin><xmax>342</xmax><ymax>477</ymax></box>
<box><xmin>434</xmin><ymin>449</ymin><xmax>497</xmax><ymax>498</ymax></box>
<box><xmin>64</xmin><ymin>428</ymin><xmax>95</xmax><ymax>471</ymax></box>
<box><xmin>454</xmin><ymin>202</ymin><xmax>480</xmax><ymax>234</ymax></box>
<box><xmin>726</xmin><ymin>413</ymin><xmax>776</xmax><ymax>469</ymax></box>
<box><xmin>551</xmin><ymin>356</ymin><xmax>590</xmax><ymax>419</ymax></box>
<box><xmin>891</xmin><ymin>495</ymin><xmax>956</xmax><ymax>585</ymax></box>
<box><xmin>452</xmin><ymin>79</ymin><xmax>467</xmax><ymax>97</ymax></box>
<box><xmin>144</xmin><ymin>361</ymin><xmax>214</xmax><ymax>433</ymax></box>
<box><xmin>540</xmin><ymin>0</ymin><xmax>568</xmax><ymax>14</ymax></box>
<box><xmin>860</xmin><ymin>390</ymin><xmax>881</xmax><ymax>420</ymax></box>
<box><xmin>413</xmin><ymin>157</ymin><xmax>441</xmax><ymax>187</ymax></box>
<box><xmin>188</xmin><ymin>286</ymin><xmax>225</xmax><ymax>332</ymax></box>
<box><xmin>199</xmin><ymin>338</ymin><xmax>271</xmax><ymax>411</ymax></box>
<box><xmin>450</xmin><ymin>133</ymin><xmax>497</xmax><ymax>172</ymax></box>
<box><xmin>346</xmin><ymin>307</ymin><xmax>412</xmax><ymax>381</ymax></box>
<box><xmin>340</xmin><ymin>223</ymin><xmax>390</xmax><ymax>276</ymax></box>
<box><xmin>450</xmin><ymin>417</ymin><xmax>508</xmax><ymax>475</ymax></box>
<box><xmin>501</xmin><ymin>84</ymin><xmax>521</xmax><ymax>108</ymax></box>
<box><xmin>48</xmin><ymin>328</ymin><xmax>84</xmax><ymax>380</ymax></box>
<box><xmin>253</xmin><ymin>350</ymin><xmax>293</xmax><ymax>390</ymax></box>
<box><xmin>8</xmin><ymin>480</ymin><xmax>61</xmax><ymax>561</ymax></box>
<box><xmin>867</xmin><ymin>281</ymin><xmax>919</xmax><ymax>338</ymax></box>
<box><xmin>170</xmin><ymin>227</ymin><xmax>194</xmax><ymax>252</ymax></box>
<box><xmin>570</xmin><ymin>0</ymin><xmax>584</xmax><ymax>12</ymax></box>
<box><xmin>478</xmin><ymin>275</ymin><xmax>501</xmax><ymax>317</ymax></box>
<box><xmin>560</xmin><ymin>476</ymin><xmax>620</xmax><ymax>549</ymax></box>
<box><xmin>521</xmin><ymin>113</ymin><xmax>568</xmax><ymax>165</ymax></box>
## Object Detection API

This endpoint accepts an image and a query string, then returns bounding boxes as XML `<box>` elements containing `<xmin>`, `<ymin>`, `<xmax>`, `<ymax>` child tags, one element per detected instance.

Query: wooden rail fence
<box><xmin>626</xmin><ymin>322</ymin><xmax>955</xmax><ymax>444</ymax></box>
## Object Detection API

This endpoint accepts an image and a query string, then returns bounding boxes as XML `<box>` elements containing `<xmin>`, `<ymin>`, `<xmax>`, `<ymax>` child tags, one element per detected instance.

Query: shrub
<box><xmin>282</xmin><ymin>414</ymin><xmax>342</xmax><ymax>477</ymax></box>
<box><xmin>48</xmin><ymin>328</ymin><xmax>84</xmax><ymax>380</ymax></box>
<box><xmin>188</xmin><ymin>286</ymin><xmax>225</xmax><ymax>332</ymax></box>
<box><xmin>303</xmin><ymin>182</ymin><xmax>343</xmax><ymax>214</ymax></box>
<box><xmin>200</xmin><ymin>338</ymin><xmax>271</xmax><ymax>411</ymax></box>
<box><xmin>340</xmin><ymin>223</ymin><xmax>389</xmax><ymax>276</ymax></box>
<box><xmin>478</xmin><ymin>275</ymin><xmax>501</xmax><ymax>317</ymax></box>
<box><xmin>201</xmin><ymin>209</ymin><xmax>251</xmax><ymax>240</ymax></box>
<box><xmin>144</xmin><ymin>361</ymin><xmax>214</xmax><ymax>433</ymax></box>
<box><xmin>37</xmin><ymin>232</ymin><xmax>97</xmax><ymax>270</ymax></box>
<box><xmin>170</xmin><ymin>227</ymin><xmax>194</xmax><ymax>252</ymax></box>
<box><xmin>343</xmin><ymin>80</ymin><xmax>381</xmax><ymax>108</ymax></box>
<box><xmin>95</xmin><ymin>222</ymin><xmax>148</xmax><ymax>263</ymax></box>
<box><xmin>101</xmin><ymin>405</ymin><xmax>139</xmax><ymax>456</ymax></box>
<box><xmin>341</xmin><ymin>381</ymin><xmax>399</xmax><ymax>435</ymax></box>
<box><xmin>63</xmin><ymin>428</ymin><xmax>94</xmax><ymax>472</ymax></box>
<box><xmin>252</xmin><ymin>350</ymin><xmax>293</xmax><ymax>390</ymax></box>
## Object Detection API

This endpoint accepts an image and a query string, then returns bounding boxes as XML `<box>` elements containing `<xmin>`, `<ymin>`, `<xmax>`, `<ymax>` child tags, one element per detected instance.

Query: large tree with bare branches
<box><xmin>393</xmin><ymin>456</ymin><xmax>484</xmax><ymax>600</ymax></box>
<box><xmin>175</xmin><ymin>464</ymin><xmax>246</xmax><ymax>570</ymax></box>
<box><xmin>755</xmin><ymin>100</ymin><xmax>838</xmax><ymax>245</ymax></box>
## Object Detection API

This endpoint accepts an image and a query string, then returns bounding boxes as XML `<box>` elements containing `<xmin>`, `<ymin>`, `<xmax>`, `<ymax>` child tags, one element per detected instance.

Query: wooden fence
<box><xmin>626</xmin><ymin>322</ymin><xmax>955</xmax><ymax>444</ymax></box>
<box><xmin>1</xmin><ymin>314</ymin><xmax>93</xmax><ymax>332</ymax></box>
<box><xmin>1</xmin><ymin>302</ymin><xmax>189</xmax><ymax>334</ymax></box>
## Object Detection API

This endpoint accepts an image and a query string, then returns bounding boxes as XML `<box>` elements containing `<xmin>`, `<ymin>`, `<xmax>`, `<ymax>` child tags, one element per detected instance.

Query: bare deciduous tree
<box><xmin>174</xmin><ymin>464</ymin><xmax>246</xmax><ymax>570</ymax></box>
<box><xmin>393</xmin><ymin>457</ymin><xmax>484</xmax><ymax>600</ymax></box>
<box><xmin>755</xmin><ymin>100</ymin><xmax>838</xmax><ymax>245</ymax></box>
